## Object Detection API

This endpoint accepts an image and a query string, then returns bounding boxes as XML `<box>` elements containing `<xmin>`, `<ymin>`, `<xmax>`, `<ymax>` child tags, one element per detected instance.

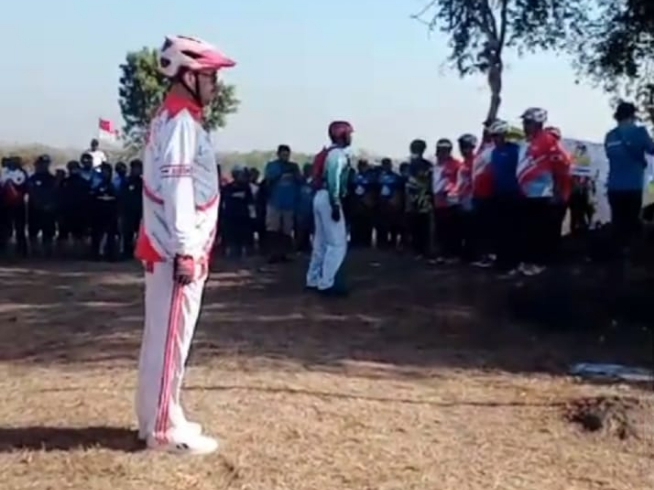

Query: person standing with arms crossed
<box><xmin>134</xmin><ymin>35</ymin><xmax>236</xmax><ymax>455</ymax></box>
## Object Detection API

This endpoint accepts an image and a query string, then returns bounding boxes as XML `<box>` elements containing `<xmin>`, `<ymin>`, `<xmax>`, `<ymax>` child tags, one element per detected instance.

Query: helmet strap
<box><xmin>178</xmin><ymin>70</ymin><xmax>204</xmax><ymax>107</ymax></box>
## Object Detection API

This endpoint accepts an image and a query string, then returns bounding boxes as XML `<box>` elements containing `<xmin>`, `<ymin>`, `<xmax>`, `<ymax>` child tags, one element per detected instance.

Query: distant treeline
<box><xmin>0</xmin><ymin>144</ymin><xmax>385</xmax><ymax>171</ymax></box>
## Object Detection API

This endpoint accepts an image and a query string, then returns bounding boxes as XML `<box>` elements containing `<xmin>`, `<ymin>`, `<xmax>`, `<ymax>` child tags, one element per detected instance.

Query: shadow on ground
<box><xmin>0</xmin><ymin>248</ymin><xmax>651</xmax><ymax>377</ymax></box>
<box><xmin>0</xmin><ymin>426</ymin><xmax>141</xmax><ymax>452</ymax></box>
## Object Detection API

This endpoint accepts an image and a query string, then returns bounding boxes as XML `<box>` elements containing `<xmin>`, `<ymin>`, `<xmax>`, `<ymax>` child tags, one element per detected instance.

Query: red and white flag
<box><xmin>98</xmin><ymin>117</ymin><xmax>120</xmax><ymax>143</ymax></box>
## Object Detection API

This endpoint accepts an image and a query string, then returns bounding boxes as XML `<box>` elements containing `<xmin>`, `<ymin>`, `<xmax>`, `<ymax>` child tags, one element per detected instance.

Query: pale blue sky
<box><xmin>0</xmin><ymin>0</ymin><xmax>614</xmax><ymax>156</ymax></box>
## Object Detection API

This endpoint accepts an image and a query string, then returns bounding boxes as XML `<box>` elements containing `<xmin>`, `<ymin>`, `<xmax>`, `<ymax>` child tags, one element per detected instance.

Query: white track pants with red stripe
<box><xmin>135</xmin><ymin>261</ymin><xmax>206</xmax><ymax>442</ymax></box>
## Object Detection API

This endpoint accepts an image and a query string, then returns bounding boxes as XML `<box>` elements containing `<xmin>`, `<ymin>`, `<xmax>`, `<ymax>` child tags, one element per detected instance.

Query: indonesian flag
<box><xmin>98</xmin><ymin>118</ymin><xmax>120</xmax><ymax>143</ymax></box>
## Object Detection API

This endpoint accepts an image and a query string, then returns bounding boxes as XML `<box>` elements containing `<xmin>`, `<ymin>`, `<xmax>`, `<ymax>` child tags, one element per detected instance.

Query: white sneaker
<box><xmin>498</xmin><ymin>267</ymin><xmax>520</xmax><ymax>279</ymax></box>
<box><xmin>472</xmin><ymin>258</ymin><xmax>492</xmax><ymax>268</ymax></box>
<box><xmin>138</xmin><ymin>421</ymin><xmax>202</xmax><ymax>441</ymax></box>
<box><xmin>146</xmin><ymin>433</ymin><xmax>219</xmax><ymax>455</ymax></box>
<box><xmin>521</xmin><ymin>264</ymin><xmax>545</xmax><ymax>276</ymax></box>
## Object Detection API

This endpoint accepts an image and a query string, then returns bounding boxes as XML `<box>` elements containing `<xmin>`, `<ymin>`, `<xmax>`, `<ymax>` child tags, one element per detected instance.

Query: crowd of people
<box><xmin>2</xmin><ymin>102</ymin><xmax>649</xmax><ymax>284</ymax></box>
<box><xmin>0</xmin><ymin>139</ymin><xmax>142</xmax><ymax>260</ymax></box>
<box><xmin>222</xmin><ymin>115</ymin><xmax>599</xmax><ymax>289</ymax></box>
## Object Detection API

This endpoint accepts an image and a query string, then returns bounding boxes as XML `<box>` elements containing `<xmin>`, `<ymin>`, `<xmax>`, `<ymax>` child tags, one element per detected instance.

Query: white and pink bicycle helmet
<box><xmin>158</xmin><ymin>35</ymin><xmax>236</xmax><ymax>78</ymax></box>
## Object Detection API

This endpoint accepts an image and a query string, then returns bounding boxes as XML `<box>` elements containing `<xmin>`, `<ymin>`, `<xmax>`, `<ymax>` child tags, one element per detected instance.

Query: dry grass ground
<box><xmin>0</xmin><ymin>251</ymin><xmax>652</xmax><ymax>490</ymax></box>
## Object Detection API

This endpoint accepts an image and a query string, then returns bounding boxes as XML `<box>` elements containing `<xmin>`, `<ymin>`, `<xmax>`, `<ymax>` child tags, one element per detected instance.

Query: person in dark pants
<box><xmin>250</xmin><ymin>168</ymin><xmax>267</xmax><ymax>253</ymax></box>
<box><xmin>113</xmin><ymin>162</ymin><xmax>128</xmax><ymax>190</ymax></box>
<box><xmin>263</xmin><ymin>145</ymin><xmax>301</xmax><ymax>263</ymax></box>
<box><xmin>348</xmin><ymin>159</ymin><xmax>377</xmax><ymax>248</ymax></box>
<box><xmin>604</xmin><ymin>101</ymin><xmax>654</xmax><ymax>258</ymax></box>
<box><xmin>0</xmin><ymin>156</ymin><xmax>28</xmax><ymax>256</ymax></box>
<box><xmin>57</xmin><ymin>160</ymin><xmax>91</xmax><ymax>255</ymax></box>
<box><xmin>375</xmin><ymin>158</ymin><xmax>403</xmax><ymax>250</ymax></box>
<box><xmin>485</xmin><ymin>120</ymin><xmax>522</xmax><ymax>275</ymax></box>
<box><xmin>405</xmin><ymin>139</ymin><xmax>433</xmax><ymax>258</ymax></box>
<box><xmin>26</xmin><ymin>154</ymin><xmax>58</xmax><ymax>257</ymax></box>
<box><xmin>569</xmin><ymin>176</ymin><xmax>594</xmax><ymax>234</ymax></box>
<box><xmin>397</xmin><ymin>162</ymin><xmax>411</xmax><ymax>250</ymax></box>
<box><xmin>295</xmin><ymin>163</ymin><xmax>315</xmax><ymax>253</ymax></box>
<box><xmin>119</xmin><ymin>159</ymin><xmax>143</xmax><ymax>259</ymax></box>
<box><xmin>455</xmin><ymin>134</ymin><xmax>478</xmax><ymax>262</ymax></box>
<box><xmin>470</xmin><ymin>127</ymin><xmax>496</xmax><ymax>268</ymax></box>
<box><xmin>516</xmin><ymin>107</ymin><xmax>571</xmax><ymax>276</ymax></box>
<box><xmin>432</xmin><ymin>138</ymin><xmax>461</xmax><ymax>264</ymax></box>
<box><xmin>0</xmin><ymin>158</ymin><xmax>9</xmax><ymax>255</ymax></box>
<box><xmin>221</xmin><ymin>166</ymin><xmax>255</xmax><ymax>258</ymax></box>
<box><xmin>90</xmin><ymin>163</ymin><xmax>119</xmax><ymax>261</ymax></box>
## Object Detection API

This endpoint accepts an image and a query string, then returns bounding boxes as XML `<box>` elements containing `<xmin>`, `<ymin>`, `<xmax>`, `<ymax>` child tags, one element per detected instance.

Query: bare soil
<box><xmin>0</xmin><ymin>250</ymin><xmax>652</xmax><ymax>490</ymax></box>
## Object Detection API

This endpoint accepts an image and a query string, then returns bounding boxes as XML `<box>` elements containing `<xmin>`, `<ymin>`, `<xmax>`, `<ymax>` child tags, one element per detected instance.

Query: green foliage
<box><xmin>569</xmin><ymin>1</ymin><xmax>654</xmax><ymax>126</ymax></box>
<box><xmin>414</xmin><ymin>1</ymin><xmax>586</xmax><ymax>121</ymax></box>
<box><xmin>118</xmin><ymin>47</ymin><xmax>239</xmax><ymax>149</ymax></box>
<box><xmin>573</xmin><ymin>0</ymin><xmax>654</xmax><ymax>88</ymax></box>
<box><xmin>416</xmin><ymin>0</ymin><xmax>585</xmax><ymax>76</ymax></box>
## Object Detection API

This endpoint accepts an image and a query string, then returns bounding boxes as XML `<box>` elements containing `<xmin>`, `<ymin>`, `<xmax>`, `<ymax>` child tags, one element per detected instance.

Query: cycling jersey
<box><xmin>136</xmin><ymin>93</ymin><xmax>219</xmax><ymax>262</ymax></box>
<box><xmin>517</xmin><ymin>130</ymin><xmax>571</xmax><ymax>199</ymax></box>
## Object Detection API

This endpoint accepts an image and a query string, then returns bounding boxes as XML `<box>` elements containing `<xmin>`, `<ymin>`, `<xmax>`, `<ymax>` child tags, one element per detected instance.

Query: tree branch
<box><xmin>497</xmin><ymin>0</ymin><xmax>509</xmax><ymax>53</ymax></box>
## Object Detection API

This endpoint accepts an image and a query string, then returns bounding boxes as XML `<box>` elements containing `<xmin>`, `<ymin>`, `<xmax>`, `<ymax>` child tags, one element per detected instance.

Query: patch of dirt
<box><xmin>564</xmin><ymin>395</ymin><xmax>654</xmax><ymax>440</ymax></box>
<box><xmin>0</xmin><ymin>253</ymin><xmax>652</xmax><ymax>490</ymax></box>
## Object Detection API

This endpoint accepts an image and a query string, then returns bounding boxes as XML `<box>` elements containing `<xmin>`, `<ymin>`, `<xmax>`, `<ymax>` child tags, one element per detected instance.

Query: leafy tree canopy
<box><xmin>118</xmin><ymin>47</ymin><xmax>239</xmax><ymax>149</ymax></box>
<box><xmin>414</xmin><ymin>0</ymin><xmax>587</xmax><ymax>121</ymax></box>
<box><xmin>570</xmin><ymin>0</ymin><xmax>654</xmax><ymax>125</ymax></box>
<box><xmin>574</xmin><ymin>0</ymin><xmax>654</xmax><ymax>86</ymax></box>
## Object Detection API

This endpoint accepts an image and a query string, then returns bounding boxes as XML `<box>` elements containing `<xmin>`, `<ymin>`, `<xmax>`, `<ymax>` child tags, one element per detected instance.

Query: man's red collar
<box><xmin>162</xmin><ymin>93</ymin><xmax>203</xmax><ymax>121</ymax></box>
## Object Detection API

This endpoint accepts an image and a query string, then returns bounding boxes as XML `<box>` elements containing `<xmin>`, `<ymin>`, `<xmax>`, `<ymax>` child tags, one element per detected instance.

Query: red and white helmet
<box><xmin>158</xmin><ymin>35</ymin><xmax>236</xmax><ymax>78</ymax></box>
<box><xmin>521</xmin><ymin>107</ymin><xmax>548</xmax><ymax>124</ymax></box>
<box><xmin>328</xmin><ymin>121</ymin><xmax>353</xmax><ymax>141</ymax></box>
<box><xmin>545</xmin><ymin>126</ymin><xmax>561</xmax><ymax>140</ymax></box>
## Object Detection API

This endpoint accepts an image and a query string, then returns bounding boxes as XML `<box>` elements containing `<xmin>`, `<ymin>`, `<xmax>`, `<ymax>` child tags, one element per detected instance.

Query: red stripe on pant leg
<box><xmin>153</xmin><ymin>282</ymin><xmax>184</xmax><ymax>443</ymax></box>
<box><xmin>154</xmin><ymin>283</ymin><xmax>183</xmax><ymax>442</ymax></box>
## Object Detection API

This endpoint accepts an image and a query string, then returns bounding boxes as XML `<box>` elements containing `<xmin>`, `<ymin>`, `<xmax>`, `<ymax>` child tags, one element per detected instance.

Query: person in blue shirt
<box><xmin>79</xmin><ymin>152</ymin><xmax>103</xmax><ymax>189</ymax></box>
<box><xmin>604</xmin><ymin>101</ymin><xmax>654</xmax><ymax>256</ymax></box>
<box><xmin>486</xmin><ymin>119</ymin><xmax>521</xmax><ymax>275</ymax></box>
<box><xmin>263</xmin><ymin>144</ymin><xmax>301</xmax><ymax>263</ymax></box>
<box><xmin>375</xmin><ymin>158</ymin><xmax>403</xmax><ymax>249</ymax></box>
<box><xmin>113</xmin><ymin>161</ymin><xmax>128</xmax><ymax>192</ymax></box>
<box><xmin>89</xmin><ymin>162</ymin><xmax>119</xmax><ymax>261</ymax></box>
<box><xmin>348</xmin><ymin>159</ymin><xmax>377</xmax><ymax>247</ymax></box>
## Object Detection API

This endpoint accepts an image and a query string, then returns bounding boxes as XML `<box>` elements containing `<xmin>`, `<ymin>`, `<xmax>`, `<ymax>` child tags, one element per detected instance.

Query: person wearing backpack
<box><xmin>306</xmin><ymin>121</ymin><xmax>353</xmax><ymax>296</ymax></box>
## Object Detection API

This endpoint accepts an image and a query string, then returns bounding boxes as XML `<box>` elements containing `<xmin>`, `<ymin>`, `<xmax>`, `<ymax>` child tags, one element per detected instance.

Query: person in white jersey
<box><xmin>87</xmin><ymin>139</ymin><xmax>107</xmax><ymax>168</ymax></box>
<box><xmin>134</xmin><ymin>35</ymin><xmax>236</xmax><ymax>455</ymax></box>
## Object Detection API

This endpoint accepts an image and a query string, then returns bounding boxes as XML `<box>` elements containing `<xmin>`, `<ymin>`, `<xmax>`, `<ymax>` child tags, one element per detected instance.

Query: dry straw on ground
<box><xmin>0</xmin><ymin>252</ymin><xmax>652</xmax><ymax>490</ymax></box>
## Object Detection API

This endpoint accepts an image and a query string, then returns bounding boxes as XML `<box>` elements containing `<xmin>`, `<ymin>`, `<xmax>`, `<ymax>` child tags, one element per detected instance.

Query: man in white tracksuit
<box><xmin>306</xmin><ymin>121</ymin><xmax>353</xmax><ymax>296</ymax></box>
<box><xmin>134</xmin><ymin>35</ymin><xmax>236</xmax><ymax>455</ymax></box>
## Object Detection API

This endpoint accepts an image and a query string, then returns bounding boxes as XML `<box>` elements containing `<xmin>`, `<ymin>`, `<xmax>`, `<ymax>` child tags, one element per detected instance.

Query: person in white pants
<box><xmin>134</xmin><ymin>35</ymin><xmax>236</xmax><ymax>455</ymax></box>
<box><xmin>306</xmin><ymin>121</ymin><xmax>353</xmax><ymax>296</ymax></box>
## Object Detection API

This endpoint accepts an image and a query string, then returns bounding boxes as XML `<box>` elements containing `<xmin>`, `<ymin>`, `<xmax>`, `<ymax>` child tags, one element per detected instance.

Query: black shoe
<box><xmin>318</xmin><ymin>285</ymin><xmax>349</xmax><ymax>297</ymax></box>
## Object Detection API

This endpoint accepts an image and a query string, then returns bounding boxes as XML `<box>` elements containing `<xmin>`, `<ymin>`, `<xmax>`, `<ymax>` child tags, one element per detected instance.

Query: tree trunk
<box><xmin>485</xmin><ymin>56</ymin><xmax>503</xmax><ymax>123</ymax></box>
